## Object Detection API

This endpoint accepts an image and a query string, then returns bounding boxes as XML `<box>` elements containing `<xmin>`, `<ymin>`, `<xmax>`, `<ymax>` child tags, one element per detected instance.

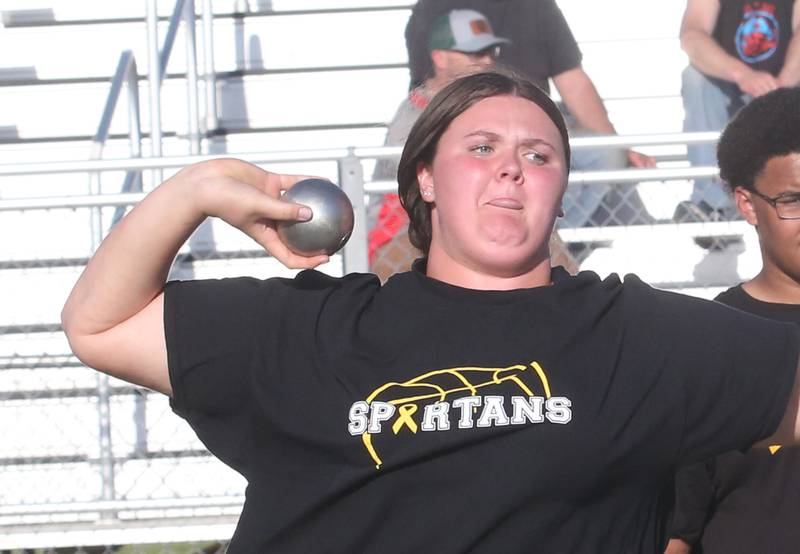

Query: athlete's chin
<box><xmin>481</xmin><ymin>224</ymin><xmax>548</xmax><ymax>254</ymax></box>
<box><xmin>472</xmin><ymin>244</ymin><xmax>544</xmax><ymax>276</ymax></box>
<box><xmin>480</xmin><ymin>224</ymin><xmax>528</xmax><ymax>246</ymax></box>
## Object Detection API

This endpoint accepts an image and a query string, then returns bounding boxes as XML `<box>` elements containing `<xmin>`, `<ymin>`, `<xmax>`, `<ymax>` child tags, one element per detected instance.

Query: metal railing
<box><xmin>89</xmin><ymin>0</ymin><xmax>212</xmax><ymax>233</ymax></box>
<box><xmin>146</xmin><ymin>0</ymin><xmax>204</xmax><ymax>165</ymax></box>
<box><xmin>90</xmin><ymin>50</ymin><xmax>143</xmax><ymax>238</ymax></box>
<box><xmin>0</xmin><ymin>131</ymin><xmax>732</xmax><ymax>274</ymax></box>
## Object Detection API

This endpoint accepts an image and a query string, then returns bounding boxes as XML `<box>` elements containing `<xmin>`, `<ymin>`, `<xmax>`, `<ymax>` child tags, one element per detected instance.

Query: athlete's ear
<box><xmin>735</xmin><ymin>186</ymin><xmax>758</xmax><ymax>226</ymax></box>
<box><xmin>417</xmin><ymin>161</ymin><xmax>435</xmax><ymax>203</ymax></box>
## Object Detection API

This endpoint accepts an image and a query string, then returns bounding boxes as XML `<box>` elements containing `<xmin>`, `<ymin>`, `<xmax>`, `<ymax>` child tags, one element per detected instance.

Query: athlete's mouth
<box><xmin>487</xmin><ymin>198</ymin><xmax>523</xmax><ymax>210</ymax></box>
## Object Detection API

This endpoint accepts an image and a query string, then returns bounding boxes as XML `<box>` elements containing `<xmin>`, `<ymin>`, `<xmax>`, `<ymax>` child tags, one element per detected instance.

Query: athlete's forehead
<box><xmin>444</xmin><ymin>95</ymin><xmax>564</xmax><ymax>147</ymax></box>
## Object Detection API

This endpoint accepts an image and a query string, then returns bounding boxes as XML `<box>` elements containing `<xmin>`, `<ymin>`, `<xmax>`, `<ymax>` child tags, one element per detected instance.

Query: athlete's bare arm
<box><xmin>61</xmin><ymin>159</ymin><xmax>327</xmax><ymax>396</ymax></box>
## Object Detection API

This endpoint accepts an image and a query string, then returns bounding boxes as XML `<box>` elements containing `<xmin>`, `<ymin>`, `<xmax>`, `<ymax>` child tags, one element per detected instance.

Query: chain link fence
<box><xmin>0</xmin><ymin>157</ymin><xmax>343</xmax><ymax>553</ymax></box>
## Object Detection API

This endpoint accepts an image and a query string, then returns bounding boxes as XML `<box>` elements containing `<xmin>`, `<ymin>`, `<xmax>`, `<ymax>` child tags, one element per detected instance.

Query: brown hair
<box><xmin>397</xmin><ymin>69</ymin><xmax>570</xmax><ymax>254</ymax></box>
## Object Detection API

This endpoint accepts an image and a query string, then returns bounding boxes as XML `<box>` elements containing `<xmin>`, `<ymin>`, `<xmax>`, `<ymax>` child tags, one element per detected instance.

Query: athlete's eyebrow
<box><xmin>463</xmin><ymin>130</ymin><xmax>556</xmax><ymax>150</ymax></box>
<box><xmin>463</xmin><ymin>130</ymin><xmax>501</xmax><ymax>141</ymax></box>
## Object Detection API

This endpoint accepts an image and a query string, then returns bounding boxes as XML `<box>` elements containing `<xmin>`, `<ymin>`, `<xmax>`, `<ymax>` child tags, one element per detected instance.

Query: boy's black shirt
<box><xmin>671</xmin><ymin>284</ymin><xmax>800</xmax><ymax>553</ymax></box>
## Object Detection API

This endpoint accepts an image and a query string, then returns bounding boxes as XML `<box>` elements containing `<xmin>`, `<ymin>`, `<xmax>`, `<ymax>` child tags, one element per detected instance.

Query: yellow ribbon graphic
<box><xmin>392</xmin><ymin>404</ymin><xmax>419</xmax><ymax>434</ymax></box>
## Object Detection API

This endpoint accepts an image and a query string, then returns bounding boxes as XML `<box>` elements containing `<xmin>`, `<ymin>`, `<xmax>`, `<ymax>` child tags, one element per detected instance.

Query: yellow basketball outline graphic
<box><xmin>361</xmin><ymin>361</ymin><xmax>552</xmax><ymax>468</ymax></box>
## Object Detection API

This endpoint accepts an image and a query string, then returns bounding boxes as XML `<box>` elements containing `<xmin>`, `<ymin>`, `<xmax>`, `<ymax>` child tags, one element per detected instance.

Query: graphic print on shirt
<box><xmin>347</xmin><ymin>361</ymin><xmax>572</xmax><ymax>469</ymax></box>
<box><xmin>736</xmin><ymin>2</ymin><xmax>781</xmax><ymax>62</ymax></box>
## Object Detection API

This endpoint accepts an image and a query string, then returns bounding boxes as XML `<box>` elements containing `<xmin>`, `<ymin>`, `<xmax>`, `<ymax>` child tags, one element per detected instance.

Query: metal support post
<box><xmin>133</xmin><ymin>389</ymin><xmax>149</xmax><ymax>457</ymax></box>
<box><xmin>126</xmin><ymin>58</ymin><xmax>143</xmax><ymax>192</ymax></box>
<box><xmin>96</xmin><ymin>373</ymin><xmax>117</xmax><ymax>516</ymax></box>
<box><xmin>184</xmin><ymin>0</ymin><xmax>201</xmax><ymax>155</ymax></box>
<box><xmin>202</xmin><ymin>0</ymin><xmax>218</xmax><ymax>134</ymax></box>
<box><xmin>339</xmin><ymin>149</ymin><xmax>369</xmax><ymax>274</ymax></box>
<box><xmin>146</xmin><ymin>0</ymin><xmax>163</xmax><ymax>184</ymax></box>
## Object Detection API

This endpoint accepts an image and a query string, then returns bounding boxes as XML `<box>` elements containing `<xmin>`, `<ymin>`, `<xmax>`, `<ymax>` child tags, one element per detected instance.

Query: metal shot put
<box><xmin>277</xmin><ymin>178</ymin><xmax>355</xmax><ymax>256</ymax></box>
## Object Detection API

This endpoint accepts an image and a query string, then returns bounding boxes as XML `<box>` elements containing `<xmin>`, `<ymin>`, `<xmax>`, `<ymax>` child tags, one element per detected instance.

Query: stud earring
<box><xmin>422</xmin><ymin>189</ymin><xmax>433</xmax><ymax>197</ymax></box>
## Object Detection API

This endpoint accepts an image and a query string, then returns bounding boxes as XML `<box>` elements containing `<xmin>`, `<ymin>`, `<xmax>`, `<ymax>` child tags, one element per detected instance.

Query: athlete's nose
<box><xmin>497</xmin><ymin>153</ymin><xmax>524</xmax><ymax>184</ymax></box>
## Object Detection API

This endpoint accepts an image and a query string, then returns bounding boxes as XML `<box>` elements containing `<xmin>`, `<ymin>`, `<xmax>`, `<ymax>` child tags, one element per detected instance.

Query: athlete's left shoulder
<box><xmin>293</xmin><ymin>269</ymin><xmax>380</xmax><ymax>291</ymax></box>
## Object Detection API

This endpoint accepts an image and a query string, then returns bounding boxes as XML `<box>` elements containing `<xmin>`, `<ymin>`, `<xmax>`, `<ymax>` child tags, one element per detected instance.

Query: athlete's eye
<box><xmin>470</xmin><ymin>144</ymin><xmax>493</xmax><ymax>155</ymax></box>
<box><xmin>524</xmin><ymin>151</ymin><xmax>547</xmax><ymax>165</ymax></box>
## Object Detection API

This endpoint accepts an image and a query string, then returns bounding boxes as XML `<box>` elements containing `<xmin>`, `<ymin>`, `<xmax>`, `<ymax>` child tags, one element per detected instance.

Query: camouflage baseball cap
<box><xmin>428</xmin><ymin>9</ymin><xmax>511</xmax><ymax>53</ymax></box>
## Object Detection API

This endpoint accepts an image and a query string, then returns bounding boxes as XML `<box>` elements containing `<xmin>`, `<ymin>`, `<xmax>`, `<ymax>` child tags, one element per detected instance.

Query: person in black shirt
<box><xmin>674</xmin><ymin>0</ymin><xmax>799</xmax><ymax>235</ymax></box>
<box><xmin>666</xmin><ymin>86</ymin><xmax>800</xmax><ymax>554</ymax></box>
<box><xmin>62</xmin><ymin>70</ymin><xmax>800</xmax><ymax>553</ymax></box>
<box><xmin>405</xmin><ymin>0</ymin><xmax>657</xmax><ymax>231</ymax></box>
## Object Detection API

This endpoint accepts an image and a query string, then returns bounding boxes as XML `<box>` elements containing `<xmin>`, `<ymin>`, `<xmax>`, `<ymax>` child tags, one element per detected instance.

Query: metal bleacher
<box><xmin>0</xmin><ymin>0</ymin><xmax>759</xmax><ymax>551</ymax></box>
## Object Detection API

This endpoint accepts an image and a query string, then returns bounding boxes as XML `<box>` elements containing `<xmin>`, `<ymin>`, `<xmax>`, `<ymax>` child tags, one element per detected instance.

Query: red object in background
<box><xmin>368</xmin><ymin>193</ymin><xmax>409</xmax><ymax>263</ymax></box>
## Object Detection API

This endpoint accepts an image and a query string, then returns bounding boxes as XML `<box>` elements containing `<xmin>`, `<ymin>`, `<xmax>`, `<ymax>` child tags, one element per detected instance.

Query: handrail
<box><xmin>158</xmin><ymin>0</ymin><xmax>187</xmax><ymax>81</ymax></box>
<box><xmin>0</xmin><ymin>4</ymin><xmax>416</xmax><ymax>29</ymax></box>
<box><xmin>354</xmin><ymin>130</ymin><xmax>721</xmax><ymax>157</ymax></box>
<box><xmin>147</xmin><ymin>0</ymin><xmax>202</xmax><ymax>168</ymax></box>
<box><xmin>0</xmin><ymin>495</ymin><xmax>245</xmax><ymax>518</ymax></box>
<box><xmin>0</xmin><ymin>165</ymin><xmax>722</xmax><ymax>213</ymax></box>
<box><xmin>0</xmin><ymin>149</ymin><xmax>353</xmax><ymax>176</ymax></box>
<box><xmin>90</xmin><ymin>51</ymin><xmax>142</xmax><ymax>160</ymax></box>
<box><xmin>0</xmin><ymin>133</ymin><xmax>729</xmax><ymax>277</ymax></box>
<box><xmin>89</xmin><ymin>49</ymin><xmax>143</xmax><ymax>228</ymax></box>
<box><xmin>0</xmin><ymin>130</ymin><xmax>721</xmax><ymax>177</ymax></box>
<box><xmin>569</xmin><ymin>130</ymin><xmax>720</xmax><ymax>148</ymax></box>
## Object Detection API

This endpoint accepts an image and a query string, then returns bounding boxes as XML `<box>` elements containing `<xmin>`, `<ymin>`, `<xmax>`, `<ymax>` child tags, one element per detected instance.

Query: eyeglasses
<box><xmin>750</xmin><ymin>188</ymin><xmax>800</xmax><ymax>220</ymax></box>
<box><xmin>461</xmin><ymin>45</ymin><xmax>502</xmax><ymax>60</ymax></box>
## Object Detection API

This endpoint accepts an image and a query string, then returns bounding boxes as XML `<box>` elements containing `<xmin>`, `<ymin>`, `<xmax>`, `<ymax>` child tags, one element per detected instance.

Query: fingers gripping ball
<box><xmin>277</xmin><ymin>179</ymin><xmax>355</xmax><ymax>256</ymax></box>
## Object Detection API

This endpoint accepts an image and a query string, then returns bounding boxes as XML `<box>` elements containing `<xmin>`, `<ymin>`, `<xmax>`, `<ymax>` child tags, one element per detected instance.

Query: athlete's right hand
<box><xmin>184</xmin><ymin>158</ymin><xmax>331</xmax><ymax>269</ymax></box>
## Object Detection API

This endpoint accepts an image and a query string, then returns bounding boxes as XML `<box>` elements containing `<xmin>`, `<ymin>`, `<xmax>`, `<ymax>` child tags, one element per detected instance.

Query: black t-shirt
<box><xmin>671</xmin><ymin>285</ymin><xmax>800</xmax><ymax>553</ymax></box>
<box><xmin>713</xmin><ymin>0</ymin><xmax>794</xmax><ymax>76</ymax></box>
<box><xmin>165</xmin><ymin>267</ymin><xmax>797</xmax><ymax>553</ymax></box>
<box><xmin>405</xmin><ymin>0</ymin><xmax>582</xmax><ymax>91</ymax></box>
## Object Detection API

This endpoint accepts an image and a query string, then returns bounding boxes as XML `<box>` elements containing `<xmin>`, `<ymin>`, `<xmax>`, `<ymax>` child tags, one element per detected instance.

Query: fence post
<box><xmin>184</xmin><ymin>0</ymin><xmax>201</xmax><ymax>155</ymax></box>
<box><xmin>201</xmin><ymin>0</ymin><xmax>218</xmax><ymax>133</ymax></box>
<box><xmin>146</xmin><ymin>0</ymin><xmax>164</xmax><ymax>184</ymax></box>
<box><xmin>96</xmin><ymin>373</ymin><xmax>117</xmax><ymax>519</ymax></box>
<box><xmin>339</xmin><ymin>149</ymin><xmax>369</xmax><ymax>274</ymax></box>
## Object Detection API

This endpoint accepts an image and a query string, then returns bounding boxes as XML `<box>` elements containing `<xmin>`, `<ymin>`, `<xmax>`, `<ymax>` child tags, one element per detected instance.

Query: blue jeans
<box><xmin>559</xmin><ymin>119</ymin><xmax>648</xmax><ymax>228</ymax></box>
<box><xmin>561</xmin><ymin>134</ymin><xmax>628</xmax><ymax>227</ymax></box>
<box><xmin>682</xmin><ymin>65</ymin><xmax>749</xmax><ymax>215</ymax></box>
